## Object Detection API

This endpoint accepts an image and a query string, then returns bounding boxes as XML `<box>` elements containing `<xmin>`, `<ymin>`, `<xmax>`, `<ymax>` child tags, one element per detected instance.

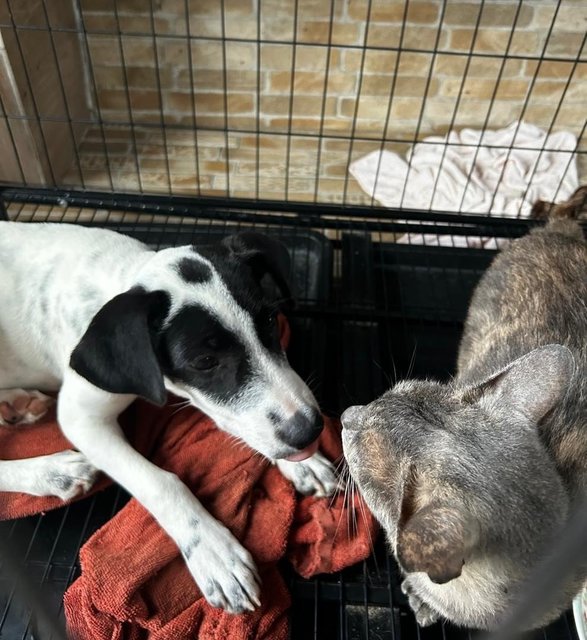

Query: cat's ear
<box><xmin>461</xmin><ymin>344</ymin><xmax>574</xmax><ymax>424</ymax></box>
<box><xmin>397</xmin><ymin>502</ymin><xmax>476</xmax><ymax>584</ymax></box>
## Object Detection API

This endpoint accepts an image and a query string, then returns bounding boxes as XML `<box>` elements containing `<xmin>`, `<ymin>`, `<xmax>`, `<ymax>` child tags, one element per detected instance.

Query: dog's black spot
<box><xmin>206</xmin><ymin>579</ymin><xmax>221</xmax><ymax>598</ymax></box>
<box><xmin>267</xmin><ymin>411</ymin><xmax>280</xmax><ymax>427</ymax></box>
<box><xmin>34</xmin><ymin>269</ymin><xmax>53</xmax><ymax>319</ymax></box>
<box><xmin>49</xmin><ymin>474</ymin><xmax>73</xmax><ymax>492</ymax></box>
<box><xmin>230</xmin><ymin>587</ymin><xmax>244</xmax><ymax>607</ymax></box>
<box><xmin>177</xmin><ymin>257</ymin><xmax>212</xmax><ymax>284</ymax></box>
<box><xmin>182</xmin><ymin>536</ymin><xmax>200</xmax><ymax>560</ymax></box>
<box><xmin>181</xmin><ymin>517</ymin><xmax>201</xmax><ymax>559</ymax></box>
<box><xmin>159</xmin><ymin>305</ymin><xmax>254</xmax><ymax>404</ymax></box>
<box><xmin>194</xmin><ymin>245</ymin><xmax>282</xmax><ymax>352</ymax></box>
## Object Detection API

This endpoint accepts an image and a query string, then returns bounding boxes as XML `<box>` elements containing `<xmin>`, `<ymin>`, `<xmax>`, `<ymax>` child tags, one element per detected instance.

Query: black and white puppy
<box><xmin>0</xmin><ymin>222</ymin><xmax>337</xmax><ymax>613</ymax></box>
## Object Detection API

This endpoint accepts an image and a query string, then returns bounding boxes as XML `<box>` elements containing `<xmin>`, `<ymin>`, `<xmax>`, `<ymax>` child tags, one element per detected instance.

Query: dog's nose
<box><xmin>278</xmin><ymin>408</ymin><xmax>323</xmax><ymax>450</ymax></box>
<box><xmin>341</xmin><ymin>405</ymin><xmax>364</xmax><ymax>429</ymax></box>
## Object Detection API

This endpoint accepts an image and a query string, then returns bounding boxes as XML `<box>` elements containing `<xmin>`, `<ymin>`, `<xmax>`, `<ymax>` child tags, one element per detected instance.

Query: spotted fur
<box><xmin>0</xmin><ymin>221</ymin><xmax>337</xmax><ymax>614</ymax></box>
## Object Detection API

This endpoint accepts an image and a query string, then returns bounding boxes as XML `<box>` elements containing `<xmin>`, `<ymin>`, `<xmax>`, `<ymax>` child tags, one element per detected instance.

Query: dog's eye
<box><xmin>267</xmin><ymin>311</ymin><xmax>277</xmax><ymax>325</ymax></box>
<box><xmin>192</xmin><ymin>355</ymin><xmax>219</xmax><ymax>371</ymax></box>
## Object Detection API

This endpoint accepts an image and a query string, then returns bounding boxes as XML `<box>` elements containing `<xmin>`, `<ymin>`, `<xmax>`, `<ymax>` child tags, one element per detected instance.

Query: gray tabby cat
<box><xmin>341</xmin><ymin>188</ymin><xmax>587</xmax><ymax>631</ymax></box>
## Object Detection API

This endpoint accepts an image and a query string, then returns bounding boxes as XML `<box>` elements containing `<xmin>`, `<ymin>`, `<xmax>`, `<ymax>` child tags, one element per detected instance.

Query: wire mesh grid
<box><xmin>0</xmin><ymin>200</ymin><xmax>581</xmax><ymax>640</ymax></box>
<box><xmin>0</xmin><ymin>0</ymin><xmax>585</xmax><ymax>638</ymax></box>
<box><xmin>0</xmin><ymin>0</ymin><xmax>584</xmax><ymax>210</ymax></box>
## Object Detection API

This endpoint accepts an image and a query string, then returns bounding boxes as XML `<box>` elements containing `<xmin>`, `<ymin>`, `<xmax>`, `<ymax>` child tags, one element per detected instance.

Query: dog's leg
<box><xmin>58</xmin><ymin>375</ymin><xmax>261</xmax><ymax>614</ymax></box>
<box><xmin>275</xmin><ymin>451</ymin><xmax>339</xmax><ymax>497</ymax></box>
<box><xmin>0</xmin><ymin>451</ymin><xmax>98</xmax><ymax>500</ymax></box>
<box><xmin>0</xmin><ymin>389</ymin><xmax>54</xmax><ymax>426</ymax></box>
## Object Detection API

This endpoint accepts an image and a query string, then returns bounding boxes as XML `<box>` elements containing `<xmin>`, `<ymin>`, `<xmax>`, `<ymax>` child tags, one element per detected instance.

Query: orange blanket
<box><xmin>0</xmin><ymin>320</ymin><xmax>377</xmax><ymax>639</ymax></box>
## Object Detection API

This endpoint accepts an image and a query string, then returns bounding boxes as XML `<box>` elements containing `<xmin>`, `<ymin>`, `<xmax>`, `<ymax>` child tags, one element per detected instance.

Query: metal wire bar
<box><xmin>515</xmin><ymin>31</ymin><xmax>587</xmax><ymax>216</ymax></box>
<box><xmin>550</xmin><ymin>118</ymin><xmax>587</xmax><ymax>205</ymax></box>
<box><xmin>0</xmin><ymin>515</ymin><xmax>43</xmax><ymax>630</ymax></box>
<box><xmin>340</xmin><ymin>0</ymin><xmax>376</xmax><ymax>205</ymax></box>
<box><xmin>311</xmin><ymin>0</ymin><xmax>336</xmax><ymax>204</ymax></box>
<box><xmin>426</xmin><ymin>1</ymin><xmax>486</xmax><ymax>212</ymax></box>
<box><xmin>2</xmin><ymin>113</ymin><xmax>582</xmax><ymax>157</ymax></box>
<box><xmin>219</xmin><ymin>0</ymin><xmax>231</xmax><ymax>197</ymax></box>
<box><xmin>74</xmin><ymin>0</ymin><xmax>115</xmax><ymax>192</ymax></box>
<box><xmin>397</xmin><ymin>1</ymin><xmax>449</xmax><ymax>209</ymax></box>
<box><xmin>184</xmin><ymin>0</ymin><xmax>202</xmax><ymax>197</ymax></box>
<box><xmin>39</xmin><ymin>0</ymin><xmax>85</xmax><ymax>189</ymax></box>
<box><xmin>284</xmin><ymin>0</ymin><xmax>300</xmax><ymax>202</ymax></box>
<box><xmin>454</xmin><ymin>0</ymin><xmax>533</xmax><ymax>216</ymax></box>
<box><xmin>0</xmin><ymin>92</ymin><xmax>26</xmax><ymax>185</ymax></box>
<box><xmin>112</xmin><ymin>5</ymin><xmax>143</xmax><ymax>192</ymax></box>
<box><xmin>4</xmin><ymin>1</ymin><xmax>57</xmax><ymax>185</ymax></box>
<box><xmin>1</xmin><ymin>21</ymin><xmax>585</xmax><ymax>65</ymax></box>
<box><xmin>19</xmin><ymin>506</ymin><xmax>73</xmax><ymax>640</ymax></box>
<box><xmin>148</xmin><ymin>3</ymin><xmax>172</xmax><ymax>195</ymax></box>
<box><xmin>255</xmin><ymin>0</ymin><xmax>262</xmax><ymax>200</ymax></box>
<box><xmin>484</xmin><ymin>0</ymin><xmax>564</xmax><ymax>215</ymax></box>
<box><xmin>0</xmin><ymin>535</ymin><xmax>67</xmax><ymax>640</ymax></box>
<box><xmin>1</xmin><ymin>186</ymin><xmax>547</xmax><ymax>230</ymax></box>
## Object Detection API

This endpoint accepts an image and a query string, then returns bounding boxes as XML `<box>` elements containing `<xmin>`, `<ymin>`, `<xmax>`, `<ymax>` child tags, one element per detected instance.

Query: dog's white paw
<box><xmin>0</xmin><ymin>389</ymin><xmax>54</xmax><ymax>426</ymax></box>
<box><xmin>34</xmin><ymin>450</ymin><xmax>99</xmax><ymax>501</ymax></box>
<box><xmin>276</xmin><ymin>451</ymin><xmax>338</xmax><ymax>497</ymax></box>
<box><xmin>181</xmin><ymin>519</ymin><xmax>261</xmax><ymax>614</ymax></box>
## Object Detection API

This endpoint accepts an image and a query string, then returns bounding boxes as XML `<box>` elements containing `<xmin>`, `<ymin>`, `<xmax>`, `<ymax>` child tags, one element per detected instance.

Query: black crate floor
<box><xmin>0</xmin><ymin>222</ymin><xmax>579</xmax><ymax>640</ymax></box>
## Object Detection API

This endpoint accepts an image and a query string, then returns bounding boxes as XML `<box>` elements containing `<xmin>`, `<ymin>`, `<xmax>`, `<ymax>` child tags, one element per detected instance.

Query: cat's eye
<box><xmin>192</xmin><ymin>355</ymin><xmax>219</xmax><ymax>371</ymax></box>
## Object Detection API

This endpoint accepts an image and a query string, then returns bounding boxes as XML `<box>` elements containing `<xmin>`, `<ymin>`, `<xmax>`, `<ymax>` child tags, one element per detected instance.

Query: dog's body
<box><xmin>0</xmin><ymin>221</ymin><xmax>337</xmax><ymax>613</ymax></box>
<box><xmin>341</xmin><ymin>210</ymin><xmax>587</xmax><ymax>630</ymax></box>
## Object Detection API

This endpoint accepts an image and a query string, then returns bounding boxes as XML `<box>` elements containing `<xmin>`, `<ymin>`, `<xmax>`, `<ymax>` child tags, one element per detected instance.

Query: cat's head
<box><xmin>341</xmin><ymin>345</ymin><xmax>573</xmax><ymax>584</ymax></box>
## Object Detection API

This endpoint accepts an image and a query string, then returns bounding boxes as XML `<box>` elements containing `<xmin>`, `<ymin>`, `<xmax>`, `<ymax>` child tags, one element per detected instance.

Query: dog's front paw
<box><xmin>276</xmin><ymin>451</ymin><xmax>338</xmax><ymax>497</ymax></box>
<box><xmin>0</xmin><ymin>389</ymin><xmax>54</xmax><ymax>426</ymax></box>
<box><xmin>39</xmin><ymin>450</ymin><xmax>99</xmax><ymax>501</ymax></box>
<box><xmin>401</xmin><ymin>577</ymin><xmax>440</xmax><ymax>627</ymax></box>
<box><xmin>182</xmin><ymin>520</ymin><xmax>261</xmax><ymax>614</ymax></box>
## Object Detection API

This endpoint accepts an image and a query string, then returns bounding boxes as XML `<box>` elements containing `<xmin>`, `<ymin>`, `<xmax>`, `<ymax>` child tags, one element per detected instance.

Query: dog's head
<box><xmin>70</xmin><ymin>232</ymin><xmax>322</xmax><ymax>461</ymax></box>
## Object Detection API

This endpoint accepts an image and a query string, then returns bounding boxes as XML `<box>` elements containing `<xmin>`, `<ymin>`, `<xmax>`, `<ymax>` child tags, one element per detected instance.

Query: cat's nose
<box><xmin>341</xmin><ymin>405</ymin><xmax>364</xmax><ymax>429</ymax></box>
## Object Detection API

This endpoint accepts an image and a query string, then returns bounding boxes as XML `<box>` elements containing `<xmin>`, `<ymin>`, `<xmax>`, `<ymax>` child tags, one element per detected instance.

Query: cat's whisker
<box><xmin>372</xmin><ymin>358</ymin><xmax>393</xmax><ymax>388</ymax></box>
<box><xmin>407</xmin><ymin>341</ymin><xmax>418</xmax><ymax>379</ymax></box>
<box><xmin>351</xmin><ymin>479</ymin><xmax>358</xmax><ymax>536</ymax></box>
<box><xmin>334</xmin><ymin>471</ymin><xmax>351</xmax><ymax>541</ymax></box>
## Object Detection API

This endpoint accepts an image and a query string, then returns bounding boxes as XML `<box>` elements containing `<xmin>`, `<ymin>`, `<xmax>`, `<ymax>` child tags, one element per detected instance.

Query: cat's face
<box><xmin>341</xmin><ymin>346</ymin><xmax>573</xmax><ymax>585</ymax></box>
<box><xmin>341</xmin><ymin>379</ymin><xmax>503</xmax><ymax>563</ymax></box>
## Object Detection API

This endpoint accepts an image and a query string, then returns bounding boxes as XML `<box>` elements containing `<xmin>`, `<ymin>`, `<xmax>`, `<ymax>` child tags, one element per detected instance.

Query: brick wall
<box><xmin>0</xmin><ymin>0</ymin><xmax>91</xmax><ymax>185</ymax></box>
<box><xmin>2</xmin><ymin>0</ymin><xmax>586</xmax><ymax>202</ymax></box>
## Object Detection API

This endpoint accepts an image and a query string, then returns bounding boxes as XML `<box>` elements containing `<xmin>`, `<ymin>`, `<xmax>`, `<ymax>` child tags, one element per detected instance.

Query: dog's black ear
<box><xmin>223</xmin><ymin>232</ymin><xmax>293</xmax><ymax>307</ymax></box>
<box><xmin>70</xmin><ymin>287</ymin><xmax>170</xmax><ymax>406</ymax></box>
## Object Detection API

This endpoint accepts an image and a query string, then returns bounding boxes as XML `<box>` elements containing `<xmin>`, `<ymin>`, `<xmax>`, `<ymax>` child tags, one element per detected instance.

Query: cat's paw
<box><xmin>401</xmin><ymin>577</ymin><xmax>440</xmax><ymax>627</ymax></box>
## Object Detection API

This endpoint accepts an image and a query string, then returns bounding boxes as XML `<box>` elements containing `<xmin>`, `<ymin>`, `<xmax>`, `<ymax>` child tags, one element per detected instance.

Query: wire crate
<box><xmin>0</xmin><ymin>0</ymin><xmax>585</xmax><ymax>638</ymax></box>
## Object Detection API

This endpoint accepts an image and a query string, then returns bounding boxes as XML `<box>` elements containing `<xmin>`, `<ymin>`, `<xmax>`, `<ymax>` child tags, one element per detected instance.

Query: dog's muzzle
<box><xmin>278</xmin><ymin>408</ymin><xmax>323</xmax><ymax>461</ymax></box>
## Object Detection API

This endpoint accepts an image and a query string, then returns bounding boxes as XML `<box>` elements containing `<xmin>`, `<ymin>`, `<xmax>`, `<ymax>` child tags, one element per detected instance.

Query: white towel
<box><xmin>349</xmin><ymin>122</ymin><xmax>579</xmax><ymax>247</ymax></box>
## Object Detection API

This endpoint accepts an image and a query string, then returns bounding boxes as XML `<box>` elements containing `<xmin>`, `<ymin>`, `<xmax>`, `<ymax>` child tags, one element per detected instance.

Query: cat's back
<box><xmin>458</xmin><ymin>219</ymin><xmax>586</xmax><ymax>381</ymax></box>
<box><xmin>457</xmin><ymin>219</ymin><xmax>587</xmax><ymax>486</ymax></box>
